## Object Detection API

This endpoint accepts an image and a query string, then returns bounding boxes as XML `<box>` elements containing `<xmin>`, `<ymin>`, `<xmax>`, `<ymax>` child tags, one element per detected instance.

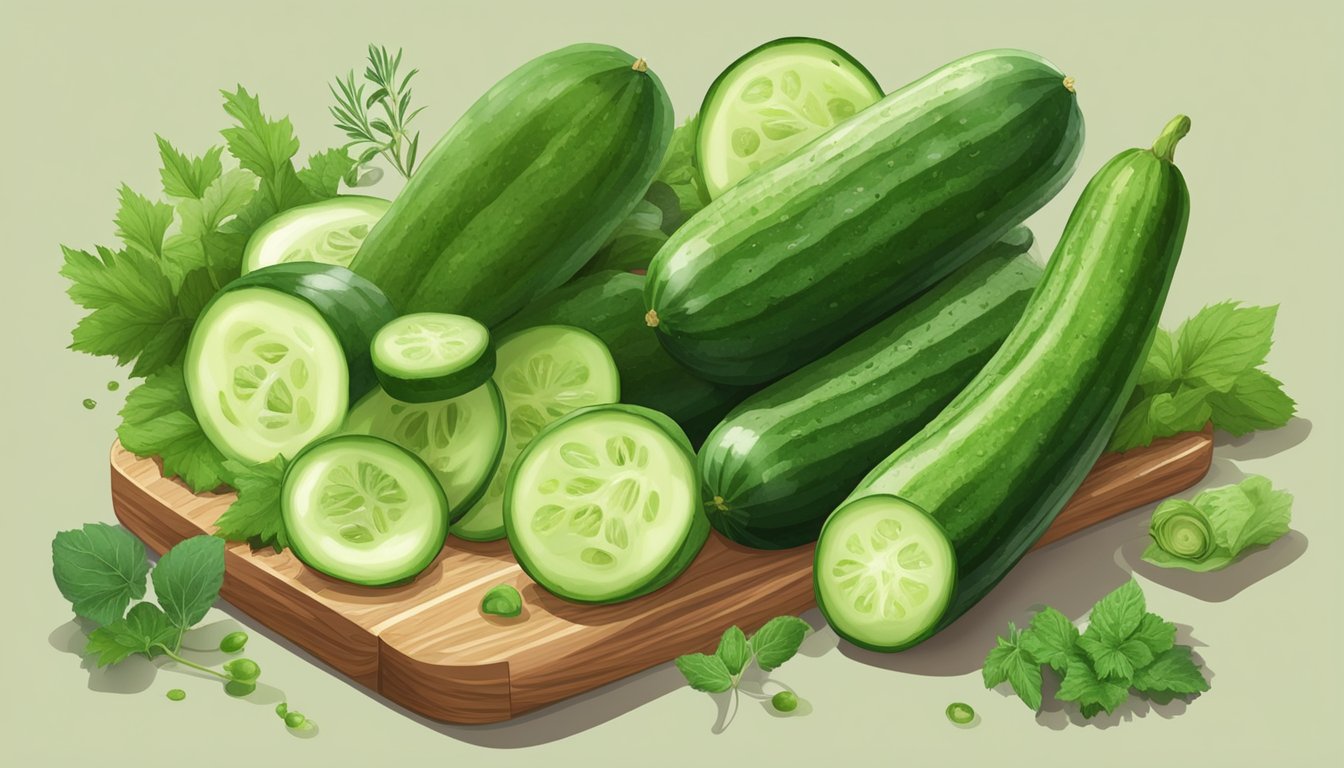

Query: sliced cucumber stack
<box><xmin>453</xmin><ymin>326</ymin><xmax>621</xmax><ymax>542</ymax></box>
<box><xmin>282</xmin><ymin>434</ymin><xmax>449</xmax><ymax>586</ymax></box>
<box><xmin>345</xmin><ymin>383</ymin><xmax>506</xmax><ymax>517</ymax></box>
<box><xmin>372</xmin><ymin>313</ymin><xmax>496</xmax><ymax>402</ymax></box>
<box><xmin>242</xmin><ymin>196</ymin><xmax>389</xmax><ymax>273</ymax></box>
<box><xmin>814</xmin><ymin>495</ymin><xmax>957</xmax><ymax>651</ymax></box>
<box><xmin>505</xmin><ymin>404</ymin><xmax>707</xmax><ymax>603</ymax></box>
<box><xmin>697</xmin><ymin>37</ymin><xmax>883</xmax><ymax>198</ymax></box>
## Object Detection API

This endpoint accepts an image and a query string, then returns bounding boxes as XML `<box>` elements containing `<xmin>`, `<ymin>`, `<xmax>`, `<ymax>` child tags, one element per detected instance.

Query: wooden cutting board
<box><xmin>109</xmin><ymin>426</ymin><xmax>1212</xmax><ymax>724</ymax></box>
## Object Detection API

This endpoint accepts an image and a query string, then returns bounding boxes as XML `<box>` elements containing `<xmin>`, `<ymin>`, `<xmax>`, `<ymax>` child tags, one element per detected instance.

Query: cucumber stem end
<box><xmin>1152</xmin><ymin>115</ymin><xmax>1192</xmax><ymax>163</ymax></box>
<box><xmin>644</xmin><ymin>309</ymin><xmax>660</xmax><ymax>327</ymax></box>
<box><xmin>1062</xmin><ymin>76</ymin><xmax>1076</xmax><ymax>93</ymax></box>
<box><xmin>632</xmin><ymin>58</ymin><xmax>648</xmax><ymax>73</ymax></box>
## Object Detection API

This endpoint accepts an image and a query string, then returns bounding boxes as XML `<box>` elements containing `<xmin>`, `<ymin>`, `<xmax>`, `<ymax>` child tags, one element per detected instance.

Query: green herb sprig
<box><xmin>329</xmin><ymin>45</ymin><xmax>425</xmax><ymax>182</ymax></box>
<box><xmin>676</xmin><ymin>616</ymin><xmax>810</xmax><ymax>723</ymax></box>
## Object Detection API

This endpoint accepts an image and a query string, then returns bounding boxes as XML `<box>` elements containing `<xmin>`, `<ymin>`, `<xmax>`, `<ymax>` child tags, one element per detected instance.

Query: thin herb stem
<box><xmin>158</xmin><ymin>645</ymin><xmax>230</xmax><ymax>681</ymax></box>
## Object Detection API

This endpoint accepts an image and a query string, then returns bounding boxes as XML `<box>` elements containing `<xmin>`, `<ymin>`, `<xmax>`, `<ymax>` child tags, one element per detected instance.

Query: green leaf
<box><xmin>60</xmin><ymin>246</ymin><xmax>185</xmax><ymax>376</ymax></box>
<box><xmin>1141</xmin><ymin>542</ymin><xmax>1233</xmax><ymax>572</ymax></box>
<box><xmin>749</xmin><ymin>616</ymin><xmax>810</xmax><ymax>671</ymax></box>
<box><xmin>1176</xmin><ymin>302</ymin><xmax>1277</xmax><ymax>392</ymax></box>
<box><xmin>1130</xmin><ymin>613</ymin><xmax>1176</xmax><ymax>659</ymax></box>
<box><xmin>84</xmin><ymin>602</ymin><xmax>178</xmax><ymax>666</ymax></box>
<box><xmin>51</xmin><ymin>523</ymin><xmax>150</xmax><ymax>625</ymax></box>
<box><xmin>177</xmin><ymin>170</ymin><xmax>258</xmax><ymax>237</ymax></box>
<box><xmin>1207</xmin><ymin>368</ymin><xmax>1295</xmax><ymax>436</ymax></box>
<box><xmin>117</xmin><ymin>366</ymin><xmax>230</xmax><ymax>492</ymax></box>
<box><xmin>1107</xmin><ymin>393</ymin><xmax>1161</xmax><ymax>452</ymax></box>
<box><xmin>1077</xmin><ymin>631</ymin><xmax>1152</xmax><ymax>682</ymax></box>
<box><xmin>982</xmin><ymin>624</ymin><xmax>1044</xmax><ymax>710</ymax></box>
<box><xmin>152</xmin><ymin>535</ymin><xmax>225</xmax><ymax>630</ymax></box>
<box><xmin>1148</xmin><ymin>386</ymin><xmax>1213</xmax><ymax>434</ymax></box>
<box><xmin>1056</xmin><ymin>657</ymin><xmax>1130</xmax><ymax>717</ymax></box>
<box><xmin>220</xmin><ymin>86</ymin><xmax>314</xmax><ymax>211</ymax></box>
<box><xmin>1131</xmin><ymin>645</ymin><xmax>1210</xmax><ymax>695</ymax></box>
<box><xmin>114</xmin><ymin>185</ymin><xmax>174</xmax><ymax>259</ymax></box>
<box><xmin>1019</xmin><ymin>607</ymin><xmax>1080</xmax><ymax>675</ymax></box>
<box><xmin>674</xmin><ymin>653</ymin><xmax>734</xmax><ymax>693</ymax></box>
<box><xmin>714</xmin><ymin>626</ymin><xmax>750</xmax><ymax>677</ymax></box>
<box><xmin>1084</xmin><ymin>580</ymin><xmax>1146</xmax><ymax>648</ymax></box>
<box><xmin>157</xmin><ymin>136</ymin><xmax>224</xmax><ymax>200</ymax></box>
<box><xmin>1137</xmin><ymin>328</ymin><xmax>1178</xmax><ymax>388</ymax></box>
<box><xmin>213</xmin><ymin>457</ymin><xmax>289</xmax><ymax>551</ymax></box>
<box><xmin>1227</xmin><ymin>476</ymin><xmax>1294</xmax><ymax>550</ymax></box>
<box><xmin>298</xmin><ymin>148</ymin><xmax>356</xmax><ymax>199</ymax></box>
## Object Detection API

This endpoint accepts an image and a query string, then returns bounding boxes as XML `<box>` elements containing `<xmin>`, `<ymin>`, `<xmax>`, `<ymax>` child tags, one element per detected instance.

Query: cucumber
<box><xmin>818</xmin><ymin>116</ymin><xmax>1193</xmax><ymax>651</ymax></box>
<box><xmin>453</xmin><ymin>326</ymin><xmax>621</xmax><ymax>541</ymax></box>
<box><xmin>242</xmin><ymin>196</ymin><xmax>389</xmax><ymax>273</ymax></box>
<box><xmin>495</xmin><ymin>271</ymin><xmax>753</xmax><ymax>445</ymax></box>
<box><xmin>282</xmin><ymin>434</ymin><xmax>448</xmax><ymax>586</ymax></box>
<box><xmin>349</xmin><ymin>44</ymin><xmax>673</xmax><ymax>326</ymax></box>
<box><xmin>345</xmin><ymin>382</ymin><xmax>506</xmax><ymax>517</ymax></box>
<box><xmin>697</xmin><ymin>37</ymin><xmax>883</xmax><ymax>198</ymax></box>
<box><xmin>646</xmin><ymin>49</ymin><xmax>1083</xmax><ymax>385</ymax></box>
<box><xmin>700</xmin><ymin>230</ymin><xmax>1040</xmax><ymax>549</ymax></box>
<box><xmin>371</xmin><ymin>313</ymin><xmax>495</xmax><ymax>402</ymax></box>
<box><xmin>504</xmin><ymin>404</ymin><xmax>707</xmax><ymax>603</ymax></box>
<box><xmin>185</xmin><ymin>263</ymin><xmax>396</xmax><ymax>464</ymax></box>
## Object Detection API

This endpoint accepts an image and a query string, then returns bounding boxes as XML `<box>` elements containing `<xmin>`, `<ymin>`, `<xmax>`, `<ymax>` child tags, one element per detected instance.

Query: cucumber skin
<box><xmin>374</xmin><ymin>340</ymin><xmax>497</xmax><ymax>403</ymax></box>
<box><xmin>842</xmin><ymin>137</ymin><xmax>1190</xmax><ymax>643</ymax></box>
<box><xmin>495</xmin><ymin>271</ymin><xmax>754</xmax><ymax>445</ymax></box>
<box><xmin>647</xmin><ymin>49</ymin><xmax>1083</xmax><ymax>385</ymax></box>
<box><xmin>350</xmin><ymin>44</ymin><xmax>673</xmax><ymax>326</ymax></box>
<box><xmin>700</xmin><ymin>230</ymin><xmax>1040</xmax><ymax>549</ymax></box>
<box><xmin>219</xmin><ymin>262</ymin><xmax>397</xmax><ymax>402</ymax></box>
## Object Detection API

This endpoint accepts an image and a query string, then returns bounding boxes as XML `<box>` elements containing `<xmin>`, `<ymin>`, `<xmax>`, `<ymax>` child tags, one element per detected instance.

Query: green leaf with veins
<box><xmin>715</xmin><ymin>626</ymin><xmax>750</xmax><ymax>676</ymax></box>
<box><xmin>84</xmin><ymin>602</ymin><xmax>179</xmax><ymax>667</ymax></box>
<box><xmin>982</xmin><ymin>623</ymin><xmax>1043</xmax><ymax>711</ymax></box>
<box><xmin>1131</xmin><ymin>646</ymin><xmax>1210</xmax><ymax>695</ymax></box>
<box><xmin>1019</xmin><ymin>607</ymin><xmax>1079</xmax><ymax>675</ymax></box>
<box><xmin>214</xmin><ymin>457</ymin><xmax>289</xmax><ymax>551</ymax></box>
<box><xmin>749</xmin><ymin>616</ymin><xmax>810</xmax><ymax>671</ymax></box>
<box><xmin>157</xmin><ymin>136</ymin><xmax>224</xmax><ymax>200</ymax></box>
<box><xmin>117</xmin><ymin>366</ymin><xmax>230</xmax><ymax>492</ymax></box>
<box><xmin>114</xmin><ymin>185</ymin><xmax>173</xmax><ymax>259</ymax></box>
<box><xmin>1176</xmin><ymin>301</ymin><xmax>1277</xmax><ymax>392</ymax></box>
<box><xmin>152</xmin><ymin>535</ymin><xmax>225</xmax><ymax>630</ymax></box>
<box><xmin>675</xmin><ymin>653</ymin><xmax>733</xmax><ymax>693</ymax></box>
<box><xmin>1056</xmin><ymin>657</ymin><xmax>1130</xmax><ymax>717</ymax></box>
<box><xmin>51</xmin><ymin>523</ymin><xmax>150</xmax><ymax>625</ymax></box>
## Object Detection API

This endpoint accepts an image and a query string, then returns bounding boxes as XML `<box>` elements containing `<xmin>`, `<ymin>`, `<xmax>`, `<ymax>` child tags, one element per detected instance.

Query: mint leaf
<box><xmin>1019</xmin><ymin>607</ymin><xmax>1080</xmax><ymax>674</ymax></box>
<box><xmin>84</xmin><ymin>602</ymin><xmax>178</xmax><ymax>667</ymax></box>
<box><xmin>749</xmin><ymin>616</ymin><xmax>810</xmax><ymax>671</ymax></box>
<box><xmin>51</xmin><ymin>523</ymin><xmax>150</xmax><ymax>625</ymax></box>
<box><xmin>674</xmin><ymin>653</ymin><xmax>733</xmax><ymax>693</ymax></box>
<box><xmin>1056</xmin><ymin>657</ymin><xmax>1130</xmax><ymax>717</ymax></box>
<box><xmin>213</xmin><ymin>457</ymin><xmax>289</xmax><ymax>550</ymax></box>
<box><xmin>152</xmin><ymin>535</ymin><xmax>225</xmax><ymax>630</ymax></box>
<box><xmin>117</xmin><ymin>366</ymin><xmax>230</xmax><ymax>492</ymax></box>
<box><xmin>157</xmin><ymin>136</ymin><xmax>224</xmax><ymax>199</ymax></box>
<box><xmin>114</xmin><ymin>185</ymin><xmax>174</xmax><ymax>259</ymax></box>
<box><xmin>1177</xmin><ymin>302</ymin><xmax>1277</xmax><ymax>392</ymax></box>
<box><xmin>1084</xmin><ymin>580</ymin><xmax>1146</xmax><ymax>647</ymax></box>
<box><xmin>1148</xmin><ymin>386</ymin><xmax>1213</xmax><ymax>434</ymax></box>
<box><xmin>715</xmin><ymin>626</ymin><xmax>750</xmax><ymax>677</ymax></box>
<box><xmin>1137</xmin><ymin>328</ymin><xmax>1177</xmax><ymax>388</ymax></box>
<box><xmin>298</xmin><ymin>148</ymin><xmax>355</xmax><ymax>199</ymax></box>
<box><xmin>1207</xmin><ymin>368</ymin><xmax>1295</xmax><ymax>436</ymax></box>
<box><xmin>1077</xmin><ymin>633</ymin><xmax>1152</xmax><ymax>682</ymax></box>
<box><xmin>1130</xmin><ymin>613</ymin><xmax>1176</xmax><ymax>659</ymax></box>
<box><xmin>1131</xmin><ymin>645</ymin><xmax>1210</xmax><ymax>695</ymax></box>
<box><xmin>982</xmin><ymin>624</ymin><xmax>1043</xmax><ymax>710</ymax></box>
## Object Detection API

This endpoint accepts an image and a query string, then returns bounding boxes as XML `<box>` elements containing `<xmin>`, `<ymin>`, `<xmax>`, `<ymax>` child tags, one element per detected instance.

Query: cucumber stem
<box><xmin>1062</xmin><ymin>76</ymin><xmax>1076</xmax><ymax>93</ymax></box>
<box><xmin>1151</xmin><ymin>115</ymin><xmax>1192</xmax><ymax>163</ymax></box>
<box><xmin>712</xmin><ymin>495</ymin><xmax>729</xmax><ymax>512</ymax></box>
<box><xmin>632</xmin><ymin>58</ymin><xmax>648</xmax><ymax>73</ymax></box>
<box><xmin>644</xmin><ymin>309</ymin><xmax>659</xmax><ymax>328</ymax></box>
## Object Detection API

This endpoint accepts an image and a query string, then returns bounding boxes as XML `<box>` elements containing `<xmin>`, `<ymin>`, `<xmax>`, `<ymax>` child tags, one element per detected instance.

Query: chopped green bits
<box><xmin>166</xmin><ymin>688</ymin><xmax>186</xmax><ymax>701</ymax></box>
<box><xmin>481</xmin><ymin>584</ymin><xmax>523</xmax><ymax>618</ymax></box>
<box><xmin>771</xmin><ymin>691</ymin><xmax>798</xmax><ymax>712</ymax></box>
<box><xmin>946</xmin><ymin>702</ymin><xmax>975</xmax><ymax>724</ymax></box>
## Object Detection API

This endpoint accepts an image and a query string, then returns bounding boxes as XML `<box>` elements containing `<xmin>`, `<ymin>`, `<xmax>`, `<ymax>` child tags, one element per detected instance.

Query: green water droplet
<box><xmin>106</xmin><ymin>381</ymin><xmax>120</xmax><ymax>391</ymax></box>
<box><xmin>82</xmin><ymin>399</ymin><xmax>97</xmax><ymax>410</ymax></box>
<box><xmin>166</xmin><ymin>688</ymin><xmax>186</xmax><ymax>701</ymax></box>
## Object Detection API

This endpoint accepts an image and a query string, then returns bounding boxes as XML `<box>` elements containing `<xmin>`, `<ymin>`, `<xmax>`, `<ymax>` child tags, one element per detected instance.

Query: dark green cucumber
<box><xmin>646</xmin><ymin>49</ymin><xmax>1083</xmax><ymax>385</ymax></box>
<box><xmin>350</xmin><ymin>44</ymin><xmax>672</xmax><ymax>326</ymax></box>
<box><xmin>820</xmin><ymin>116</ymin><xmax>1193</xmax><ymax>651</ymax></box>
<box><xmin>495</xmin><ymin>271</ymin><xmax>753</xmax><ymax>445</ymax></box>
<box><xmin>700</xmin><ymin>229</ymin><xmax>1040</xmax><ymax>549</ymax></box>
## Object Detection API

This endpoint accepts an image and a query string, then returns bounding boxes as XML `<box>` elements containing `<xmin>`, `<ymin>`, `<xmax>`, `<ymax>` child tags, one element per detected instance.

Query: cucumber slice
<box><xmin>372</xmin><ymin>313</ymin><xmax>496</xmax><ymax>402</ymax></box>
<box><xmin>453</xmin><ymin>326</ymin><xmax>620</xmax><ymax>542</ymax></box>
<box><xmin>814</xmin><ymin>495</ymin><xmax>956</xmax><ymax>651</ymax></box>
<box><xmin>282</xmin><ymin>434</ymin><xmax>448</xmax><ymax>586</ymax></box>
<box><xmin>345</xmin><ymin>382</ymin><xmax>506</xmax><ymax>517</ymax></box>
<box><xmin>505</xmin><ymin>404</ymin><xmax>706</xmax><ymax>603</ymax></box>
<box><xmin>242</xmin><ymin>196</ymin><xmax>389</xmax><ymax>273</ymax></box>
<box><xmin>185</xmin><ymin>288</ymin><xmax>349</xmax><ymax>464</ymax></box>
<box><xmin>697</xmin><ymin>37</ymin><xmax>883</xmax><ymax>198</ymax></box>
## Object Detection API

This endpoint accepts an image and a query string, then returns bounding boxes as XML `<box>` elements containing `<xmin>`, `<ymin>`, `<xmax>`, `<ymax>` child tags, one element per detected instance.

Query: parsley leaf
<box><xmin>213</xmin><ymin>457</ymin><xmax>289</xmax><ymax>551</ymax></box>
<box><xmin>715</xmin><ymin>625</ymin><xmax>750</xmax><ymax>677</ymax></box>
<box><xmin>116</xmin><ymin>366</ymin><xmax>230</xmax><ymax>492</ymax></box>
<box><xmin>749</xmin><ymin>615</ymin><xmax>810</xmax><ymax>671</ymax></box>
<box><xmin>114</xmin><ymin>185</ymin><xmax>174</xmax><ymax>259</ymax></box>
<box><xmin>1056</xmin><ymin>657</ymin><xmax>1131</xmax><ymax>717</ymax></box>
<box><xmin>51</xmin><ymin>523</ymin><xmax>150</xmax><ymax>625</ymax></box>
<box><xmin>298</xmin><ymin>148</ymin><xmax>356</xmax><ymax>199</ymax></box>
<box><xmin>1019</xmin><ymin>607</ymin><xmax>1080</xmax><ymax>674</ymax></box>
<box><xmin>220</xmin><ymin>85</ymin><xmax>314</xmax><ymax>213</ymax></box>
<box><xmin>152</xmin><ymin>535</ymin><xmax>225</xmax><ymax>630</ymax></box>
<box><xmin>982</xmin><ymin>623</ymin><xmax>1044</xmax><ymax>710</ymax></box>
<box><xmin>1144</xmin><ymin>475</ymin><xmax>1293</xmax><ymax>571</ymax></box>
<box><xmin>1131</xmin><ymin>646</ymin><xmax>1210</xmax><ymax>695</ymax></box>
<box><xmin>84</xmin><ymin>602</ymin><xmax>179</xmax><ymax>667</ymax></box>
<box><xmin>675</xmin><ymin>653</ymin><xmax>734</xmax><ymax>693</ymax></box>
<box><xmin>157</xmin><ymin>136</ymin><xmax>224</xmax><ymax>200</ymax></box>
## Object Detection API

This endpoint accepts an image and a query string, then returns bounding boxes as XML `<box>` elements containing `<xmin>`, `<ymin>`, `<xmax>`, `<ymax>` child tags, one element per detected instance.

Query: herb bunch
<box><xmin>330</xmin><ymin>45</ymin><xmax>426</xmax><ymax>182</ymax></box>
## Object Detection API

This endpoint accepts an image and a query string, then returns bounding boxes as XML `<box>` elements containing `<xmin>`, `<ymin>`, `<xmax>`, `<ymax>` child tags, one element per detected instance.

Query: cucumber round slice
<box><xmin>505</xmin><ymin>404</ymin><xmax>705</xmax><ymax>603</ymax></box>
<box><xmin>372</xmin><ymin>313</ymin><xmax>496</xmax><ymax>402</ymax></box>
<box><xmin>242</xmin><ymin>196</ymin><xmax>389</xmax><ymax>273</ymax></box>
<box><xmin>186</xmin><ymin>288</ymin><xmax>348</xmax><ymax>464</ymax></box>
<box><xmin>697</xmin><ymin>37</ymin><xmax>883</xmax><ymax>198</ymax></box>
<box><xmin>282</xmin><ymin>435</ymin><xmax>448</xmax><ymax>586</ymax></box>
<box><xmin>345</xmin><ymin>382</ymin><xmax>506</xmax><ymax>517</ymax></box>
<box><xmin>814</xmin><ymin>494</ymin><xmax>956</xmax><ymax>651</ymax></box>
<box><xmin>453</xmin><ymin>326</ymin><xmax>621</xmax><ymax>542</ymax></box>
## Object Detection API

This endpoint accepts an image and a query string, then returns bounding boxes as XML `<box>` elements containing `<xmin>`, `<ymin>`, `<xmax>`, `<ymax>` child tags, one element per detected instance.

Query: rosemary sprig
<box><xmin>329</xmin><ymin>45</ymin><xmax>425</xmax><ymax>181</ymax></box>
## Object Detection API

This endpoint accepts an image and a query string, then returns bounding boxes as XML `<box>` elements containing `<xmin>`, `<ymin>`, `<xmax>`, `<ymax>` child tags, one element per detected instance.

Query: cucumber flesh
<box><xmin>242</xmin><ymin>196</ymin><xmax>389</xmax><ymax>273</ymax></box>
<box><xmin>453</xmin><ymin>326</ymin><xmax>621</xmax><ymax>541</ymax></box>
<box><xmin>372</xmin><ymin>313</ymin><xmax>496</xmax><ymax>402</ymax></box>
<box><xmin>506</xmin><ymin>405</ymin><xmax>698</xmax><ymax>603</ymax></box>
<box><xmin>814</xmin><ymin>495</ymin><xmax>956</xmax><ymax>651</ymax></box>
<box><xmin>185</xmin><ymin>287</ymin><xmax>348</xmax><ymax>464</ymax></box>
<box><xmin>345</xmin><ymin>382</ymin><xmax>506</xmax><ymax>517</ymax></box>
<box><xmin>282</xmin><ymin>435</ymin><xmax>449</xmax><ymax>586</ymax></box>
<box><xmin>698</xmin><ymin>38</ymin><xmax>882</xmax><ymax>198</ymax></box>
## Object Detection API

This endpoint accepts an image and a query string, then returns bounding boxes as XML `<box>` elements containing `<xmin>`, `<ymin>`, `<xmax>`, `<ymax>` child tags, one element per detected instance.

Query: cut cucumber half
<box><xmin>345</xmin><ymin>382</ymin><xmax>506</xmax><ymax>517</ymax></box>
<box><xmin>453</xmin><ymin>326</ymin><xmax>621</xmax><ymax>542</ymax></box>
<box><xmin>282</xmin><ymin>434</ymin><xmax>448</xmax><ymax>586</ymax></box>
<box><xmin>242</xmin><ymin>196</ymin><xmax>389</xmax><ymax>273</ymax></box>
<box><xmin>814</xmin><ymin>494</ymin><xmax>956</xmax><ymax>651</ymax></box>
<box><xmin>372</xmin><ymin>313</ymin><xmax>496</xmax><ymax>402</ymax></box>
<box><xmin>697</xmin><ymin>37</ymin><xmax>883</xmax><ymax>198</ymax></box>
<box><xmin>505</xmin><ymin>404</ymin><xmax>706</xmax><ymax>603</ymax></box>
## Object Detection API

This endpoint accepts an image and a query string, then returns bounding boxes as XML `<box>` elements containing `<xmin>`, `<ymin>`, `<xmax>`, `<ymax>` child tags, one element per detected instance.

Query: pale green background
<box><xmin>2</xmin><ymin>0</ymin><xmax>1340</xmax><ymax>765</ymax></box>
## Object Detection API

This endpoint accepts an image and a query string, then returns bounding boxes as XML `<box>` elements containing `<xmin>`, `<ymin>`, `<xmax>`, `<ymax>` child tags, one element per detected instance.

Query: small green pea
<box><xmin>275</xmin><ymin>702</ymin><xmax>289</xmax><ymax>719</ymax></box>
<box><xmin>771</xmin><ymin>691</ymin><xmax>798</xmax><ymax>712</ymax></box>
<box><xmin>284</xmin><ymin>712</ymin><xmax>307</xmax><ymax>729</ymax></box>
<box><xmin>945</xmin><ymin>702</ymin><xmax>975</xmax><ymax>725</ymax></box>
<box><xmin>224</xmin><ymin>658</ymin><xmax>261</xmax><ymax>682</ymax></box>
<box><xmin>166</xmin><ymin>688</ymin><xmax>186</xmax><ymax>701</ymax></box>
<box><xmin>219</xmin><ymin>631</ymin><xmax>249</xmax><ymax>654</ymax></box>
<box><xmin>106</xmin><ymin>380</ymin><xmax>120</xmax><ymax>391</ymax></box>
<box><xmin>224</xmin><ymin>680</ymin><xmax>256</xmax><ymax>697</ymax></box>
<box><xmin>480</xmin><ymin>584</ymin><xmax>523</xmax><ymax>618</ymax></box>
<box><xmin>82</xmin><ymin>398</ymin><xmax>97</xmax><ymax>410</ymax></box>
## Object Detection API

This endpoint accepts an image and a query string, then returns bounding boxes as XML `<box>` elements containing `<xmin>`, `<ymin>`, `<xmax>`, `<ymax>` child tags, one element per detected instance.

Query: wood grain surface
<box><xmin>109</xmin><ymin>425</ymin><xmax>1212</xmax><ymax>724</ymax></box>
